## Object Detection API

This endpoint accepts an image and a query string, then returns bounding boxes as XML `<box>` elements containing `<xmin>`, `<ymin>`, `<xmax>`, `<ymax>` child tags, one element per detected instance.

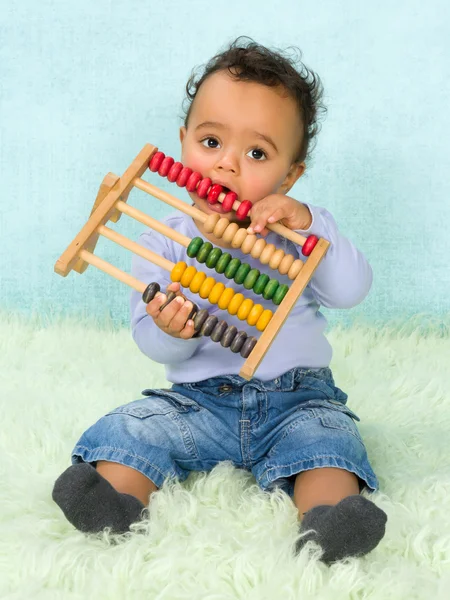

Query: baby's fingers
<box><xmin>146</xmin><ymin>292</ymin><xmax>167</xmax><ymax>318</ymax></box>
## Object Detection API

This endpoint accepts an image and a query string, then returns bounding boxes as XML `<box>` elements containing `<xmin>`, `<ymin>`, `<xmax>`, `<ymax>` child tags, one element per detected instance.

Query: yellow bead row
<box><xmin>171</xmin><ymin>262</ymin><xmax>273</xmax><ymax>332</ymax></box>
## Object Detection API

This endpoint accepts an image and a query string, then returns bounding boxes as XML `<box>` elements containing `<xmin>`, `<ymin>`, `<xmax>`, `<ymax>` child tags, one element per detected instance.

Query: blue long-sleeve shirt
<box><xmin>130</xmin><ymin>203</ymin><xmax>372</xmax><ymax>383</ymax></box>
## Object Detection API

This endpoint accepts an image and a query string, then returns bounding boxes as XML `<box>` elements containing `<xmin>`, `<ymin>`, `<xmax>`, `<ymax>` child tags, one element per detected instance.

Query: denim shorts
<box><xmin>71</xmin><ymin>367</ymin><xmax>379</xmax><ymax>497</ymax></box>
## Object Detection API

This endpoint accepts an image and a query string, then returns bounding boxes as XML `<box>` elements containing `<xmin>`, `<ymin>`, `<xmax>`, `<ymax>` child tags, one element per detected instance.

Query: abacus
<box><xmin>55</xmin><ymin>144</ymin><xmax>330</xmax><ymax>380</ymax></box>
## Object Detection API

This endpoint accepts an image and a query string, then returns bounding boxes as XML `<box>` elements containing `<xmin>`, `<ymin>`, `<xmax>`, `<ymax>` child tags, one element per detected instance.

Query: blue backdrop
<box><xmin>1</xmin><ymin>0</ymin><xmax>449</xmax><ymax>327</ymax></box>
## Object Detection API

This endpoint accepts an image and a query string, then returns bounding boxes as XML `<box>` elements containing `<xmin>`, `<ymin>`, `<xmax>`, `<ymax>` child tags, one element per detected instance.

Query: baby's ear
<box><xmin>179</xmin><ymin>126</ymin><xmax>187</xmax><ymax>143</ymax></box>
<box><xmin>280</xmin><ymin>162</ymin><xmax>306</xmax><ymax>194</ymax></box>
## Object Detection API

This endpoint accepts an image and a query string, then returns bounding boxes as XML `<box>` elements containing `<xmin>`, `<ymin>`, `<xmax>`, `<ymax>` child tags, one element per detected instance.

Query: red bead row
<box><xmin>148</xmin><ymin>151</ymin><xmax>252</xmax><ymax>220</ymax></box>
<box><xmin>148</xmin><ymin>151</ymin><xmax>318</xmax><ymax>256</ymax></box>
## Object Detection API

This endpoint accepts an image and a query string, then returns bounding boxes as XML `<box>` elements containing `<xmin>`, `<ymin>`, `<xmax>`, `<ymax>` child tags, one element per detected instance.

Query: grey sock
<box><xmin>52</xmin><ymin>463</ymin><xmax>148</xmax><ymax>534</ymax></box>
<box><xmin>296</xmin><ymin>494</ymin><xmax>387</xmax><ymax>564</ymax></box>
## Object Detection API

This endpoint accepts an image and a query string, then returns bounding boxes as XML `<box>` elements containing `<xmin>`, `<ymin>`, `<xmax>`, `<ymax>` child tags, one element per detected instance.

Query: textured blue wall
<box><xmin>1</xmin><ymin>0</ymin><xmax>449</xmax><ymax>327</ymax></box>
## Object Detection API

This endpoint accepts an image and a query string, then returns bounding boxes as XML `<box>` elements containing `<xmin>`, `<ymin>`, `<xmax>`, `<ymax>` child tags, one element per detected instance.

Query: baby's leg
<box><xmin>96</xmin><ymin>460</ymin><xmax>158</xmax><ymax>505</ymax></box>
<box><xmin>294</xmin><ymin>467</ymin><xmax>360</xmax><ymax>518</ymax></box>
<box><xmin>294</xmin><ymin>467</ymin><xmax>387</xmax><ymax>564</ymax></box>
<box><xmin>52</xmin><ymin>461</ymin><xmax>157</xmax><ymax>535</ymax></box>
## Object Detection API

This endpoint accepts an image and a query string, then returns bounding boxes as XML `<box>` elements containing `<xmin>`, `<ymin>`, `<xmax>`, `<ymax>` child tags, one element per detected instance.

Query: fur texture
<box><xmin>1</xmin><ymin>311</ymin><xmax>449</xmax><ymax>599</ymax></box>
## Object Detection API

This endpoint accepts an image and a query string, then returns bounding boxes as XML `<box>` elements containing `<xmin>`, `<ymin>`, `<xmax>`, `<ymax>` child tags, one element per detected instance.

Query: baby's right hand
<box><xmin>146</xmin><ymin>282</ymin><xmax>196</xmax><ymax>340</ymax></box>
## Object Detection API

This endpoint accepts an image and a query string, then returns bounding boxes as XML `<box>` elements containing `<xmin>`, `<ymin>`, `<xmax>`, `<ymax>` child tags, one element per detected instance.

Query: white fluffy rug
<box><xmin>1</xmin><ymin>311</ymin><xmax>449</xmax><ymax>599</ymax></box>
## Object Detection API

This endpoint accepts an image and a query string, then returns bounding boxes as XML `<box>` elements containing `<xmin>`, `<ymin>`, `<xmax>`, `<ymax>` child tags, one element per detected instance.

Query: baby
<box><xmin>53</xmin><ymin>37</ymin><xmax>387</xmax><ymax>565</ymax></box>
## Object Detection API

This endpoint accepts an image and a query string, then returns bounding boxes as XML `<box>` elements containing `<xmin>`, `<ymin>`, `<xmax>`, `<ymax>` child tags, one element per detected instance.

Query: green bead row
<box><xmin>187</xmin><ymin>236</ymin><xmax>289</xmax><ymax>305</ymax></box>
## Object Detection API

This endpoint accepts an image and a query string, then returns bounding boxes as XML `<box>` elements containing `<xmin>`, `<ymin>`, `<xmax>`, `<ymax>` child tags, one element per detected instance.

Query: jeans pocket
<box><xmin>106</xmin><ymin>389</ymin><xmax>201</xmax><ymax>419</ymax></box>
<box><xmin>296</xmin><ymin>398</ymin><xmax>361</xmax><ymax>423</ymax></box>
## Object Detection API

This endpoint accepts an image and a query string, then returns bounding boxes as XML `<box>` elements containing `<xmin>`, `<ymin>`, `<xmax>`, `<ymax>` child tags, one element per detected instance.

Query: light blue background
<box><xmin>1</xmin><ymin>0</ymin><xmax>449</xmax><ymax>328</ymax></box>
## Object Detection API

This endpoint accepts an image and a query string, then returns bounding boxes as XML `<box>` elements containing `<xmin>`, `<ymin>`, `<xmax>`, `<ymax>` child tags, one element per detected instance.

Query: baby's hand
<box><xmin>246</xmin><ymin>194</ymin><xmax>312</xmax><ymax>236</ymax></box>
<box><xmin>146</xmin><ymin>282</ymin><xmax>196</xmax><ymax>339</ymax></box>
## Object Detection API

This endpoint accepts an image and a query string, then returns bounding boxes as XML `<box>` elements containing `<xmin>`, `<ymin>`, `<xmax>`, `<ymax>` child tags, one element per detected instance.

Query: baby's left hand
<box><xmin>246</xmin><ymin>194</ymin><xmax>312</xmax><ymax>236</ymax></box>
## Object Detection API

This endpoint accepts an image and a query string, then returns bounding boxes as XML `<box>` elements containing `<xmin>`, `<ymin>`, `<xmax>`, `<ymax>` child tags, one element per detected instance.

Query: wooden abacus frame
<box><xmin>55</xmin><ymin>144</ymin><xmax>330</xmax><ymax>380</ymax></box>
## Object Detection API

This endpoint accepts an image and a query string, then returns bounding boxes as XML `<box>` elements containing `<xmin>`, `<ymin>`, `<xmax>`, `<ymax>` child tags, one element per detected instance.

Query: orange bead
<box><xmin>228</xmin><ymin>293</ymin><xmax>245</xmax><ymax>315</ymax></box>
<box><xmin>247</xmin><ymin>304</ymin><xmax>265</xmax><ymax>326</ymax></box>
<box><xmin>199</xmin><ymin>276</ymin><xmax>216</xmax><ymax>299</ymax></box>
<box><xmin>209</xmin><ymin>282</ymin><xmax>225</xmax><ymax>304</ymax></box>
<box><xmin>189</xmin><ymin>271</ymin><xmax>206</xmax><ymax>293</ymax></box>
<box><xmin>256</xmin><ymin>309</ymin><xmax>273</xmax><ymax>331</ymax></box>
<box><xmin>180</xmin><ymin>265</ymin><xmax>197</xmax><ymax>287</ymax></box>
<box><xmin>237</xmin><ymin>298</ymin><xmax>254</xmax><ymax>321</ymax></box>
<box><xmin>217</xmin><ymin>287</ymin><xmax>235</xmax><ymax>310</ymax></box>
<box><xmin>171</xmin><ymin>261</ymin><xmax>187</xmax><ymax>282</ymax></box>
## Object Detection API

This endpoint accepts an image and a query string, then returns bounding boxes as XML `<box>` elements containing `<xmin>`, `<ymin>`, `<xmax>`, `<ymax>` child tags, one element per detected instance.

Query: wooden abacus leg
<box><xmin>239</xmin><ymin>238</ymin><xmax>330</xmax><ymax>380</ymax></box>
<box><xmin>55</xmin><ymin>144</ymin><xmax>157</xmax><ymax>277</ymax></box>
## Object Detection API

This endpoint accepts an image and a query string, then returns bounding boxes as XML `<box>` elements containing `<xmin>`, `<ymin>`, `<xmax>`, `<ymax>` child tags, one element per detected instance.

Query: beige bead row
<box><xmin>203</xmin><ymin>214</ymin><xmax>304</xmax><ymax>280</ymax></box>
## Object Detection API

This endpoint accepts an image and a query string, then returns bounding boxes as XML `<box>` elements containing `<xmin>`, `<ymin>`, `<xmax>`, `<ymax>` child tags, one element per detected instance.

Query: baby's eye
<box><xmin>247</xmin><ymin>148</ymin><xmax>267</xmax><ymax>161</ymax></box>
<box><xmin>201</xmin><ymin>137</ymin><xmax>220</xmax><ymax>149</ymax></box>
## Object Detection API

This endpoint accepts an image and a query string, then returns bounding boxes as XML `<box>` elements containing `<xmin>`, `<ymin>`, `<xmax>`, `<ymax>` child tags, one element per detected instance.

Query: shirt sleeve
<box><xmin>293</xmin><ymin>203</ymin><xmax>373</xmax><ymax>309</ymax></box>
<box><xmin>130</xmin><ymin>229</ymin><xmax>202</xmax><ymax>364</ymax></box>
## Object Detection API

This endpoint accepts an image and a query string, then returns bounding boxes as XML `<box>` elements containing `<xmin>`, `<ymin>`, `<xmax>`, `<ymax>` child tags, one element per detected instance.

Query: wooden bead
<box><xmin>208</xmin><ymin>282</ymin><xmax>225</xmax><ymax>304</ymax></box>
<box><xmin>214</xmin><ymin>217</ymin><xmax>230</xmax><ymax>238</ymax></box>
<box><xmin>207</xmin><ymin>184</ymin><xmax>223</xmax><ymax>205</ymax></box>
<box><xmin>234</xmin><ymin>263</ymin><xmax>251</xmax><ymax>285</ymax></box>
<box><xmin>197</xmin><ymin>177</ymin><xmax>212</xmax><ymax>199</ymax></box>
<box><xmin>250</xmin><ymin>238</ymin><xmax>266</xmax><ymax>259</ymax></box>
<box><xmin>215</xmin><ymin>252</ymin><xmax>232</xmax><ymax>274</ymax></box>
<box><xmin>278</xmin><ymin>254</ymin><xmax>295</xmax><ymax>275</ymax></box>
<box><xmin>247</xmin><ymin>304</ymin><xmax>264</xmax><ymax>326</ymax></box>
<box><xmin>262</xmin><ymin>279</ymin><xmax>279</xmax><ymax>300</ymax></box>
<box><xmin>220</xmin><ymin>325</ymin><xmax>237</xmax><ymax>348</ymax></box>
<box><xmin>224</xmin><ymin>258</ymin><xmax>241</xmax><ymax>279</ymax></box>
<box><xmin>273</xmin><ymin>284</ymin><xmax>289</xmax><ymax>305</ymax></box>
<box><xmin>231</xmin><ymin>228</ymin><xmax>247</xmax><ymax>249</ymax></box>
<box><xmin>200</xmin><ymin>315</ymin><xmax>218</xmax><ymax>337</ymax></box>
<box><xmin>240</xmin><ymin>336</ymin><xmax>257</xmax><ymax>358</ymax></box>
<box><xmin>260</xmin><ymin>243</ymin><xmax>276</xmax><ymax>265</ymax></box>
<box><xmin>253</xmin><ymin>273</ymin><xmax>270</xmax><ymax>295</ymax></box>
<box><xmin>204</xmin><ymin>213</ymin><xmax>220</xmax><ymax>233</ymax></box>
<box><xmin>236</xmin><ymin>199</ymin><xmax>252</xmax><ymax>220</ymax></box>
<box><xmin>171</xmin><ymin>261</ymin><xmax>187</xmax><ymax>282</ymax></box>
<box><xmin>167</xmin><ymin>161</ymin><xmax>183</xmax><ymax>183</ymax></box>
<box><xmin>243</xmin><ymin>268</ymin><xmax>260</xmax><ymax>290</ymax></box>
<box><xmin>186</xmin><ymin>303</ymin><xmax>198</xmax><ymax>321</ymax></box>
<box><xmin>302</xmin><ymin>235</ymin><xmax>319</xmax><ymax>257</ymax></box>
<box><xmin>199</xmin><ymin>276</ymin><xmax>216</xmax><ymax>299</ymax></box>
<box><xmin>288</xmin><ymin>259</ymin><xmax>303</xmax><ymax>279</ymax></box>
<box><xmin>180</xmin><ymin>265</ymin><xmax>197</xmax><ymax>287</ymax></box>
<box><xmin>237</xmin><ymin>298</ymin><xmax>254</xmax><ymax>321</ymax></box>
<box><xmin>186</xmin><ymin>236</ymin><xmax>203</xmax><ymax>258</ymax></box>
<box><xmin>142</xmin><ymin>282</ymin><xmax>160</xmax><ymax>304</ymax></box>
<box><xmin>196</xmin><ymin>242</ymin><xmax>213</xmax><ymax>263</ymax></box>
<box><xmin>205</xmin><ymin>247</ymin><xmax>222</xmax><ymax>268</ymax></box>
<box><xmin>189</xmin><ymin>271</ymin><xmax>207</xmax><ymax>293</ymax></box>
<box><xmin>256</xmin><ymin>309</ymin><xmax>273</xmax><ymax>332</ymax></box>
<box><xmin>193</xmin><ymin>308</ymin><xmax>209</xmax><ymax>332</ymax></box>
<box><xmin>159</xmin><ymin>156</ymin><xmax>174</xmax><ymax>177</ymax></box>
<box><xmin>217</xmin><ymin>287</ymin><xmax>235</xmax><ymax>310</ymax></box>
<box><xmin>230</xmin><ymin>331</ymin><xmax>247</xmax><ymax>353</ymax></box>
<box><xmin>227</xmin><ymin>293</ymin><xmax>245</xmax><ymax>315</ymax></box>
<box><xmin>223</xmin><ymin>222</ymin><xmax>239</xmax><ymax>243</ymax></box>
<box><xmin>241</xmin><ymin>233</ymin><xmax>257</xmax><ymax>254</ymax></box>
<box><xmin>222</xmin><ymin>191</ymin><xmax>237</xmax><ymax>212</ymax></box>
<box><xmin>269</xmin><ymin>248</ymin><xmax>285</xmax><ymax>270</ymax></box>
<box><xmin>176</xmin><ymin>166</ymin><xmax>192</xmax><ymax>187</ymax></box>
<box><xmin>186</xmin><ymin>171</ymin><xmax>202</xmax><ymax>193</ymax></box>
<box><xmin>210</xmin><ymin>320</ymin><xmax>228</xmax><ymax>342</ymax></box>
<box><xmin>149</xmin><ymin>152</ymin><xmax>165</xmax><ymax>172</ymax></box>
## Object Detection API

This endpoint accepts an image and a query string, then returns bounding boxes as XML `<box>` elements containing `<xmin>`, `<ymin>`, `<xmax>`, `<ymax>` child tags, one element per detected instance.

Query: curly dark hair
<box><xmin>182</xmin><ymin>36</ymin><xmax>327</xmax><ymax>165</ymax></box>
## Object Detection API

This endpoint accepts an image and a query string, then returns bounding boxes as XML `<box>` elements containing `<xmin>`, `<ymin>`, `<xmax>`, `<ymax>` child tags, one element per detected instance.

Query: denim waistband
<box><xmin>179</xmin><ymin>366</ymin><xmax>333</xmax><ymax>393</ymax></box>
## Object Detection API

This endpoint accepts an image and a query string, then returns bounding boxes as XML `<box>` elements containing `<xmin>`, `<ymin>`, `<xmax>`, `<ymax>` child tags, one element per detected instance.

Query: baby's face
<box><xmin>179</xmin><ymin>70</ymin><xmax>305</xmax><ymax>221</ymax></box>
